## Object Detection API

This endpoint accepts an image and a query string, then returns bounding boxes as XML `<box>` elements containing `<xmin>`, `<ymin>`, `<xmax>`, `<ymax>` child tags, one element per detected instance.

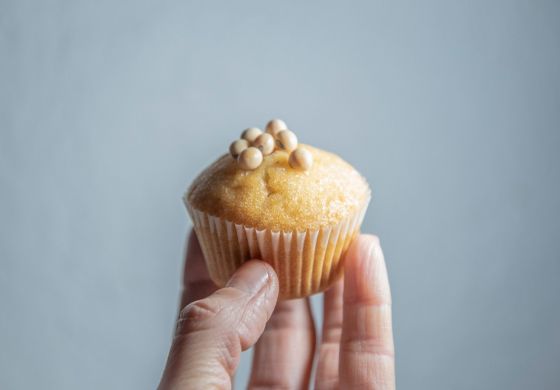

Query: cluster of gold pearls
<box><xmin>229</xmin><ymin>119</ymin><xmax>313</xmax><ymax>171</ymax></box>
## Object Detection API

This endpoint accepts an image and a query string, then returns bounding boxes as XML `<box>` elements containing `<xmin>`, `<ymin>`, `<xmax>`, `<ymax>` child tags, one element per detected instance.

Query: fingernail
<box><xmin>226</xmin><ymin>261</ymin><xmax>271</xmax><ymax>294</ymax></box>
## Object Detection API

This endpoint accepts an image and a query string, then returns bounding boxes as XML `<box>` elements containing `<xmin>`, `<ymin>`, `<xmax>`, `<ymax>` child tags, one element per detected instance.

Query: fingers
<box><xmin>179</xmin><ymin>230</ymin><xmax>217</xmax><ymax>311</ymax></box>
<box><xmin>248</xmin><ymin>298</ymin><xmax>316</xmax><ymax>389</ymax></box>
<box><xmin>339</xmin><ymin>235</ymin><xmax>395</xmax><ymax>390</ymax></box>
<box><xmin>159</xmin><ymin>261</ymin><xmax>279</xmax><ymax>389</ymax></box>
<box><xmin>314</xmin><ymin>279</ymin><xmax>344</xmax><ymax>390</ymax></box>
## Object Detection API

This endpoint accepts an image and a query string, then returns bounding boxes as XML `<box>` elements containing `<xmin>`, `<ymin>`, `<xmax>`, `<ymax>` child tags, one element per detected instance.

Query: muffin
<box><xmin>184</xmin><ymin>119</ymin><xmax>370</xmax><ymax>299</ymax></box>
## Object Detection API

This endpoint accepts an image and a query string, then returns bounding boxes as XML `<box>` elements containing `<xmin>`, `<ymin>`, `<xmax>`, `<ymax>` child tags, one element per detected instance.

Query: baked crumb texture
<box><xmin>186</xmin><ymin>145</ymin><xmax>370</xmax><ymax>231</ymax></box>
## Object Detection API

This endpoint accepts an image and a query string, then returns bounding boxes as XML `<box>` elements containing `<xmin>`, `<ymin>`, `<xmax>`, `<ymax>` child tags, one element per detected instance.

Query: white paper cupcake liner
<box><xmin>186</xmin><ymin>196</ymin><xmax>370</xmax><ymax>299</ymax></box>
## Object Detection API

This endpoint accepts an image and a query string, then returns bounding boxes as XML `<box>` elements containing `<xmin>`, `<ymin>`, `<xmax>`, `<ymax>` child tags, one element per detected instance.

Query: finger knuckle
<box><xmin>216</xmin><ymin>329</ymin><xmax>242</xmax><ymax>376</ymax></box>
<box><xmin>341</xmin><ymin>335</ymin><xmax>395</xmax><ymax>358</ymax></box>
<box><xmin>177</xmin><ymin>298</ymin><xmax>220</xmax><ymax>334</ymax></box>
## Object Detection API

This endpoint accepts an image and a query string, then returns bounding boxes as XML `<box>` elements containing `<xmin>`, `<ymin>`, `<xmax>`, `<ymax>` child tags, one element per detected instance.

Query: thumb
<box><xmin>159</xmin><ymin>260</ymin><xmax>279</xmax><ymax>390</ymax></box>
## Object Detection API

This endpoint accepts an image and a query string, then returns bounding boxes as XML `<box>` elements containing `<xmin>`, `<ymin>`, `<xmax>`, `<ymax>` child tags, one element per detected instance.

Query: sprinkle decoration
<box><xmin>229</xmin><ymin>119</ymin><xmax>313</xmax><ymax>171</ymax></box>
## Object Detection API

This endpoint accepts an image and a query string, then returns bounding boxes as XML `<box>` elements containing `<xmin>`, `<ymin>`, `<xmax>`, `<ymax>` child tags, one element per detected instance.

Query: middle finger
<box><xmin>248</xmin><ymin>298</ymin><xmax>316</xmax><ymax>389</ymax></box>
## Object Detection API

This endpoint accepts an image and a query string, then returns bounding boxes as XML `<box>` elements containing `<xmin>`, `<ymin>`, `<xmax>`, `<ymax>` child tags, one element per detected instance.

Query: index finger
<box><xmin>178</xmin><ymin>229</ymin><xmax>217</xmax><ymax>311</ymax></box>
<box><xmin>339</xmin><ymin>235</ymin><xmax>395</xmax><ymax>389</ymax></box>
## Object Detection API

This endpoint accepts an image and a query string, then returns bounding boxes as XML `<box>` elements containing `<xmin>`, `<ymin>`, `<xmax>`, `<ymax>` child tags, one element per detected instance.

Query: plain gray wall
<box><xmin>1</xmin><ymin>0</ymin><xmax>559</xmax><ymax>389</ymax></box>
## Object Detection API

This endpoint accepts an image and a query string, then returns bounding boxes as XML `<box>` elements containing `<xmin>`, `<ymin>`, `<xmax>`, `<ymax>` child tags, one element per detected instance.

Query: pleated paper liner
<box><xmin>186</xmin><ymin>196</ymin><xmax>370</xmax><ymax>299</ymax></box>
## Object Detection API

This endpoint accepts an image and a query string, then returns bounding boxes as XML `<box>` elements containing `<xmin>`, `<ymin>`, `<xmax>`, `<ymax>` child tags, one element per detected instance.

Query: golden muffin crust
<box><xmin>185</xmin><ymin>145</ymin><xmax>370</xmax><ymax>231</ymax></box>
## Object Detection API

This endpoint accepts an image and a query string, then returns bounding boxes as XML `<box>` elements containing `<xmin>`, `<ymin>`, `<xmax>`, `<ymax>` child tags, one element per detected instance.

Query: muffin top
<box><xmin>186</xmin><ymin>144</ymin><xmax>370</xmax><ymax>231</ymax></box>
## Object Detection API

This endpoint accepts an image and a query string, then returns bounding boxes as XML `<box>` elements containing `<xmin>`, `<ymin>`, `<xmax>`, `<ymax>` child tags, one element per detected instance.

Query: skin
<box><xmin>159</xmin><ymin>230</ymin><xmax>395</xmax><ymax>389</ymax></box>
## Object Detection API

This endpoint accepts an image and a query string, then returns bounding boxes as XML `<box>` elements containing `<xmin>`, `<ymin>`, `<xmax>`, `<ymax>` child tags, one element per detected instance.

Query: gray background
<box><xmin>1</xmin><ymin>0</ymin><xmax>559</xmax><ymax>389</ymax></box>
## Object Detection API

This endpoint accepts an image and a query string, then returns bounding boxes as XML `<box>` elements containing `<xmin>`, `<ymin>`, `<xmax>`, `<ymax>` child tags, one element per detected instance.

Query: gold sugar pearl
<box><xmin>265</xmin><ymin>119</ymin><xmax>288</xmax><ymax>138</ymax></box>
<box><xmin>241</xmin><ymin>127</ymin><xmax>263</xmax><ymax>143</ymax></box>
<box><xmin>253</xmin><ymin>133</ymin><xmax>275</xmax><ymax>155</ymax></box>
<box><xmin>229</xmin><ymin>139</ymin><xmax>249</xmax><ymax>158</ymax></box>
<box><xmin>276</xmin><ymin>130</ymin><xmax>298</xmax><ymax>152</ymax></box>
<box><xmin>238</xmin><ymin>146</ymin><xmax>263</xmax><ymax>170</ymax></box>
<box><xmin>289</xmin><ymin>147</ymin><xmax>313</xmax><ymax>170</ymax></box>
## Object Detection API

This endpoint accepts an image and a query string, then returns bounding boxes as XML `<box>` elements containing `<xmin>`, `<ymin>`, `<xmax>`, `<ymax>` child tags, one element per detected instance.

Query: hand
<box><xmin>159</xmin><ymin>230</ymin><xmax>395</xmax><ymax>389</ymax></box>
